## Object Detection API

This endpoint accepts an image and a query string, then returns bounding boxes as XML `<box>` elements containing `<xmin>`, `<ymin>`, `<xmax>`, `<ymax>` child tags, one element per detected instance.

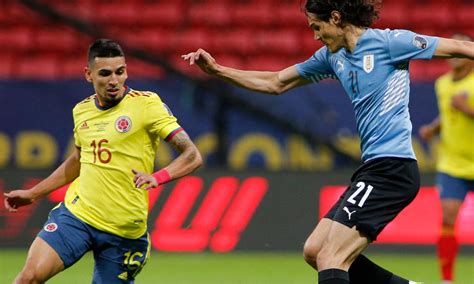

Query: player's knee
<box><xmin>303</xmin><ymin>238</ymin><xmax>322</xmax><ymax>269</ymax></box>
<box><xmin>15</xmin><ymin>265</ymin><xmax>49</xmax><ymax>284</ymax></box>
<box><xmin>15</xmin><ymin>269</ymin><xmax>42</xmax><ymax>284</ymax></box>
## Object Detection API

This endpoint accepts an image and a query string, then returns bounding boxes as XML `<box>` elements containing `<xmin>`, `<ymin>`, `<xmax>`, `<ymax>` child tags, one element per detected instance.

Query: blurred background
<box><xmin>0</xmin><ymin>0</ymin><xmax>473</xmax><ymax>283</ymax></box>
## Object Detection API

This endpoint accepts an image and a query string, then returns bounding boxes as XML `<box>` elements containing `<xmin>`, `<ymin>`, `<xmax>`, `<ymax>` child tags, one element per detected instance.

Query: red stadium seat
<box><xmin>61</xmin><ymin>57</ymin><xmax>87</xmax><ymax>79</ymax></box>
<box><xmin>254</xmin><ymin>29</ymin><xmax>300</xmax><ymax>56</ymax></box>
<box><xmin>231</xmin><ymin>3</ymin><xmax>272</xmax><ymax>27</ymax></box>
<box><xmin>116</xmin><ymin>28</ymin><xmax>178</xmax><ymax>55</ymax></box>
<box><xmin>188</xmin><ymin>3</ymin><xmax>231</xmax><ymax>27</ymax></box>
<box><xmin>140</xmin><ymin>3</ymin><xmax>183</xmax><ymax>27</ymax></box>
<box><xmin>126</xmin><ymin>58</ymin><xmax>165</xmax><ymax>79</ymax></box>
<box><xmin>0</xmin><ymin>26</ymin><xmax>34</xmax><ymax>53</ymax></box>
<box><xmin>276</xmin><ymin>4</ymin><xmax>307</xmax><ymax>27</ymax></box>
<box><xmin>33</xmin><ymin>27</ymin><xmax>79</xmax><ymax>54</ymax></box>
<box><xmin>376</xmin><ymin>3</ymin><xmax>409</xmax><ymax>29</ymax></box>
<box><xmin>17</xmin><ymin>56</ymin><xmax>60</xmax><ymax>80</ymax></box>
<box><xmin>408</xmin><ymin>4</ymin><xmax>454</xmax><ymax>30</ymax></box>
<box><xmin>0</xmin><ymin>54</ymin><xmax>15</xmax><ymax>78</ymax></box>
<box><xmin>94</xmin><ymin>2</ymin><xmax>142</xmax><ymax>26</ymax></box>
<box><xmin>7</xmin><ymin>2</ymin><xmax>50</xmax><ymax>26</ymax></box>
<box><xmin>212</xmin><ymin>29</ymin><xmax>256</xmax><ymax>55</ymax></box>
<box><xmin>455</xmin><ymin>5</ymin><xmax>474</xmax><ymax>29</ymax></box>
<box><xmin>174</xmin><ymin>29</ymin><xmax>214</xmax><ymax>54</ymax></box>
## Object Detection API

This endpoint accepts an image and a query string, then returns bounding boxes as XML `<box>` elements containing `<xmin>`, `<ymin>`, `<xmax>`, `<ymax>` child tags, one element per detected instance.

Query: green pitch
<box><xmin>0</xmin><ymin>250</ymin><xmax>472</xmax><ymax>283</ymax></box>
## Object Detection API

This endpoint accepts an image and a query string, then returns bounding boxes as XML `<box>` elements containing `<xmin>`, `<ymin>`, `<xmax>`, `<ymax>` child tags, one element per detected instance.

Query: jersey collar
<box><xmin>94</xmin><ymin>86</ymin><xmax>130</xmax><ymax>110</ymax></box>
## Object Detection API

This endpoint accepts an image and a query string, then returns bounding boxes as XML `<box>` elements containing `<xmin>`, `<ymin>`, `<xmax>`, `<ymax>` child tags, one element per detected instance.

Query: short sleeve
<box><xmin>145</xmin><ymin>94</ymin><xmax>182</xmax><ymax>140</ymax></box>
<box><xmin>387</xmin><ymin>29</ymin><xmax>439</xmax><ymax>62</ymax></box>
<box><xmin>295</xmin><ymin>47</ymin><xmax>337</xmax><ymax>83</ymax></box>
<box><xmin>72</xmin><ymin>108</ymin><xmax>81</xmax><ymax>147</ymax></box>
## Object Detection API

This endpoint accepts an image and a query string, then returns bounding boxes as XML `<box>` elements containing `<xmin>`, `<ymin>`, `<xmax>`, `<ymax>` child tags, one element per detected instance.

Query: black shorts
<box><xmin>324</xmin><ymin>157</ymin><xmax>420</xmax><ymax>241</ymax></box>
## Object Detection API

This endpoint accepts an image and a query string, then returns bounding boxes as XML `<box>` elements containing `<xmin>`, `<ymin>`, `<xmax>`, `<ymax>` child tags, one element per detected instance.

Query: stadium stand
<box><xmin>1</xmin><ymin>0</ymin><xmax>471</xmax><ymax>80</ymax></box>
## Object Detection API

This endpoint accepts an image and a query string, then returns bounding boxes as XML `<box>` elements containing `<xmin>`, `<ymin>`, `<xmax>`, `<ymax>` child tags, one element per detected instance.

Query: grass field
<box><xmin>0</xmin><ymin>250</ymin><xmax>473</xmax><ymax>283</ymax></box>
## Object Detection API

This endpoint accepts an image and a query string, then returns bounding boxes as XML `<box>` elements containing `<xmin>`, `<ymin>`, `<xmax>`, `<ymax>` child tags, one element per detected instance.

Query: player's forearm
<box><xmin>459</xmin><ymin>106</ymin><xmax>474</xmax><ymax>118</ymax></box>
<box><xmin>164</xmin><ymin>146</ymin><xmax>203</xmax><ymax>181</ymax></box>
<box><xmin>435</xmin><ymin>38</ymin><xmax>474</xmax><ymax>59</ymax></box>
<box><xmin>215</xmin><ymin>65</ymin><xmax>283</xmax><ymax>95</ymax></box>
<box><xmin>30</xmin><ymin>151</ymin><xmax>80</xmax><ymax>200</ymax></box>
<box><xmin>428</xmin><ymin>117</ymin><xmax>441</xmax><ymax>134</ymax></box>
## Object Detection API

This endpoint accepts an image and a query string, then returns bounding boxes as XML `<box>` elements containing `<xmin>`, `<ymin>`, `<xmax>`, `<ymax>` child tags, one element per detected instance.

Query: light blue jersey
<box><xmin>296</xmin><ymin>28</ymin><xmax>439</xmax><ymax>162</ymax></box>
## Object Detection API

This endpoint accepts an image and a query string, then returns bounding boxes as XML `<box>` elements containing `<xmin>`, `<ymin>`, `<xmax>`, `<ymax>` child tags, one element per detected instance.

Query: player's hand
<box><xmin>181</xmin><ymin>49</ymin><xmax>219</xmax><ymax>75</ymax></box>
<box><xmin>132</xmin><ymin>169</ymin><xmax>158</xmax><ymax>190</ymax></box>
<box><xmin>418</xmin><ymin>125</ymin><xmax>435</xmax><ymax>141</ymax></box>
<box><xmin>451</xmin><ymin>94</ymin><xmax>468</xmax><ymax>111</ymax></box>
<box><xmin>4</xmin><ymin>190</ymin><xmax>35</xmax><ymax>212</ymax></box>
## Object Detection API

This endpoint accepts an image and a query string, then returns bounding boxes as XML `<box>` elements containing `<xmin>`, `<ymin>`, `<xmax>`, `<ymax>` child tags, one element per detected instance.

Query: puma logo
<box><xmin>343</xmin><ymin>206</ymin><xmax>356</xmax><ymax>220</ymax></box>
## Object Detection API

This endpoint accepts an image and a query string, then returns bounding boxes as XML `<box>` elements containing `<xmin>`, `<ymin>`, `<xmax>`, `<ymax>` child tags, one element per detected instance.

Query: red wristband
<box><xmin>152</xmin><ymin>169</ymin><xmax>171</xmax><ymax>185</ymax></box>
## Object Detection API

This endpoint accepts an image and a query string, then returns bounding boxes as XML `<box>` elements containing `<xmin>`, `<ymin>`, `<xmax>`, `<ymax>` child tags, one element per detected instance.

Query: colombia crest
<box><xmin>115</xmin><ymin>116</ymin><xmax>132</xmax><ymax>133</ymax></box>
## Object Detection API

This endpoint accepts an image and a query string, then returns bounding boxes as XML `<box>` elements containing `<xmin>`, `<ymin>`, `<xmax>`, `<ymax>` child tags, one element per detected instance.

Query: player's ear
<box><xmin>330</xmin><ymin>10</ymin><xmax>342</xmax><ymax>25</ymax></box>
<box><xmin>84</xmin><ymin>66</ymin><xmax>92</xmax><ymax>82</ymax></box>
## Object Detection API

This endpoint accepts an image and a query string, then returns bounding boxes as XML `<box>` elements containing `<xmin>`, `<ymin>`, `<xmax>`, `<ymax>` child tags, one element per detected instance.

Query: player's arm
<box><xmin>451</xmin><ymin>94</ymin><xmax>474</xmax><ymax>118</ymax></box>
<box><xmin>433</xmin><ymin>38</ymin><xmax>474</xmax><ymax>59</ymax></box>
<box><xmin>419</xmin><ymin>117</ymin><xmax>441</xmax><ymax>141</ymax></box>
<box><xmin>182</xmin><ymin>49</ymin><xmax>311</xmax><ymax>95</ymax></box>
<box><xmin>133</xmin><ymin>131</ymin><xmax>202</xmax><ymax>190</ymax></box>
<box><xmin>4</xmin><ymin>147</ymin><xmax>81</xmax><ymax>212</ymax></box>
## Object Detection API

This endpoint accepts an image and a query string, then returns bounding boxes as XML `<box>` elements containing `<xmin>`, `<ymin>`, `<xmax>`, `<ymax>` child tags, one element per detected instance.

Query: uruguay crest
<box><xmin>115</xmin><ymin>116</ymin><xmax>132</xmax><ymax>133</ymax></box>
<box><xmin>363</xmin><ymin>54</ymin><xmax>374</xmax><ymax>73</ymax></box>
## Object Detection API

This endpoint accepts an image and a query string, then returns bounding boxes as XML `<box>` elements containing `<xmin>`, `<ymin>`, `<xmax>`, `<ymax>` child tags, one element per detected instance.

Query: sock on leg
<box><xmin>318</xmin><ymin>269</ymin><xmax>349</xmax><ymax>284</ymax></box>
<box><xmin>437</xmin><ymin>225</ymin><xmax>459</xmax><ymax>282</ymax></box>
<box><xmin>349</xmin><ymin>254</ymin><xmax>410</xmax><ymax>284</ymax></box>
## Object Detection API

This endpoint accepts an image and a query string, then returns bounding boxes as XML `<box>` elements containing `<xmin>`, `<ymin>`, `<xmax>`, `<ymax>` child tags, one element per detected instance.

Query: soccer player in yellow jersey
<box><xmin>419</xmin><ymin>33</ymin><xmax>474</xmax><ymax>284</ymax></box>
<box><xmin>4</xmin><ymin>39</ymin><xmax>202</xmax><ymax>283</ymax></box>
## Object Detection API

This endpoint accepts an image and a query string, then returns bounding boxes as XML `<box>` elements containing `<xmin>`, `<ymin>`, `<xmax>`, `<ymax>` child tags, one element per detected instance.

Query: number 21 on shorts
<box><xmin>347</xmin><ymin>181</ymin><xmax>373</xmax><ymax>207</ymax></box>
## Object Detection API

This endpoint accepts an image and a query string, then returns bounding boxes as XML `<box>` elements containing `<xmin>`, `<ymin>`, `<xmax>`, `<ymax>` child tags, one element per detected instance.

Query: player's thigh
<box><xmin>38</xmin><ymin>203</ymin><xmax>93</xmax><ymax>268</ymax></box>
<box><xmin>437</xmin><ymin>172</ymin><xmax>471</xmax><ymax>201</ymax></box>
<box><xmin>92</xmin><ymin>232</ymin><xmax>150</xmax><ymax>284</ymax></box>
<box><xmin>17</xmin><ymin>237</ymin><xmax>65</xmax><ymax>282</ymax></box>
<box><xmin>437</xmin><ymin>172</ymin><xmax>472</xmax><ymax>225</ymax></box>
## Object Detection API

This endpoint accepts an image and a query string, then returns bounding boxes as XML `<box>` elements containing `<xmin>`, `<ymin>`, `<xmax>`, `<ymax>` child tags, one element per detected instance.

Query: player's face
<box><xmin>307</xmin><ymin>12</ymin><xmax>343</xmax><ymax>53</ymax></box>
<box><xmin>85</xmin><ymin>56</ymin><xmax>128</xmax><ymax>107</ymax></box>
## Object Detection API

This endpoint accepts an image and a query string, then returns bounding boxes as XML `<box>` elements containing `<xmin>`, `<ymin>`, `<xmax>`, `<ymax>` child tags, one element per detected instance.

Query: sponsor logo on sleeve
<box><xmin>413</xmin><ymin>36</ymin><xmax>428</xmax><ymax>49</ymax></box>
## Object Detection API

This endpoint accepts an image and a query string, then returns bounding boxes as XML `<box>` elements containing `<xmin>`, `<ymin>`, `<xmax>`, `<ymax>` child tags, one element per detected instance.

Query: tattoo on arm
<box><xmin>169</xmin><ymin>131</ymin><xmax>197</xmax><ymax>162</ymax></box>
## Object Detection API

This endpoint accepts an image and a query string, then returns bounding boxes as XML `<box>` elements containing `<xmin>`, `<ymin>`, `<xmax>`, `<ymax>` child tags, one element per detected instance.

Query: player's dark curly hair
<box><xmin>87</xmin><ymin>39</ymin><xmax>124</xmax><ymax>65</ymax></box>
<box><xmin>304</xmin><ymin>0</ymin><xmax>381</xmax><ymax>27</ymax></box>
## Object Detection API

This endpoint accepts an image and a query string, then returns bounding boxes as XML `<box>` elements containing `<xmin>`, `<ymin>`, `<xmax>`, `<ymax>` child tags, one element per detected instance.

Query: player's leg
<box><xmin>316</xmin><ymin>221</ymin><xmax>368</xmax><ymax>283</ymax></box>
<box><xmin>303</xmin><ymin>218</ymin><xmax>411</xmax><ymax>283</ymax></box>
<box><xmin>92</xmin><ymin>231</ymin><xmax>151</xmax><ymax>284</ymax></box>
<box><xmin>303</xmin><ymin>218</ymin><xmax>332</xmax><ymax>269</ymax></box>
<box><xmin>438</xmin><ymin>199</ymin><xmax>462</xmax><ymax>284</ymax></box>
<box><xmin>317</xmin><ymin>158</ymin><xmax>420</xmax><ymax>284</ymax></box>
<box><xmin>14</xmin><ymin>203</ymin><xmax>92</xmax><ymax>283</ymax></box>
<box><xmin>14</xmin><ymin>237</ymin><xmax>65</xmax><ymax>284</ymax></box>
<box><xmin>436</xmin><ymin>173</ymin><xmax>469</xmax><ymax>284</ymax></box>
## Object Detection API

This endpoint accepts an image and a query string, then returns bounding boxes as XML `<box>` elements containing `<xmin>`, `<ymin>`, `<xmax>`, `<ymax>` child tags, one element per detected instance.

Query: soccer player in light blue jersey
<box><xmin>183</xmin><ymin>1</ymin><xmax>474</xmax><ymax>283</ymax></box>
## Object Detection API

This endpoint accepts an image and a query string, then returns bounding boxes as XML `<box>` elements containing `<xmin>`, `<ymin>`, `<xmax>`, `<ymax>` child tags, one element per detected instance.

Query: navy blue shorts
<box><xmin>38</xmin><ymin>203</ymin><xmax>150</xmax><ymax>283</ymax></box>
<box><xmin>437</xmin><ymin>172</ymin><xmax>474</xmax><ymax>201</ymax></box>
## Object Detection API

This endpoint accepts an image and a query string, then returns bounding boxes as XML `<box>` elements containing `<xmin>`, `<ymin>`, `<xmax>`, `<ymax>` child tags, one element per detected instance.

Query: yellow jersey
<box><xmin>65</xmin><ymin>88</ymin><xmax>181</xmax><ymax>239</ymax></box>
<box><xmin>435</xmin><ymin>71</ymin><xmax>474</xmax><ymax>179</ymax></box>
